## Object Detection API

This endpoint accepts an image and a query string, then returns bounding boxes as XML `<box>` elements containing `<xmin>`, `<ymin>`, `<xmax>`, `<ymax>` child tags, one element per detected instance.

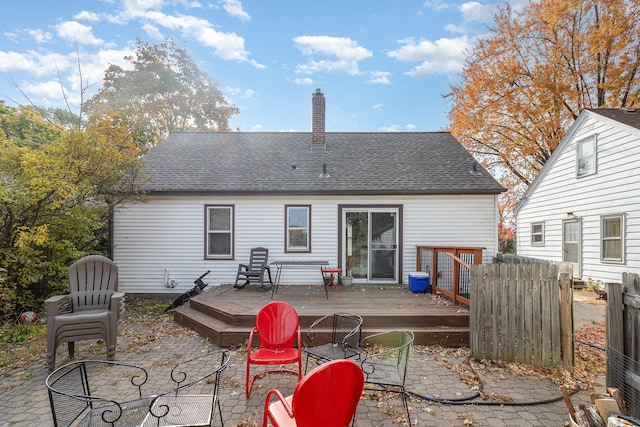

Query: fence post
<box><xmin>559</xmin><ymin>272</ymin><xmax>574</xmax><ymax>369</ymax></box>
<box><xmin>606</xmin><ymin>281</ymin><xmax>624</xmax><ymax>387</ymax></box>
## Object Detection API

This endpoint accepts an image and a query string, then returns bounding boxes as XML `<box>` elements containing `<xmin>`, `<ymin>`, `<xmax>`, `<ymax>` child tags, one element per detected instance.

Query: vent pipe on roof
<box><xmin>470</xmin><ymin>162</ymin><xmax>482</xmax><ymax>176</ymax></box>
<box><xmin>312</xmin><ymin>88</ymin><xmax>326</xmax><ymax>151</ymax></box>
<box><xmin>319</xmin><ymin>163</ymin><xmax>330</xmax><ymax>178</ymax></box>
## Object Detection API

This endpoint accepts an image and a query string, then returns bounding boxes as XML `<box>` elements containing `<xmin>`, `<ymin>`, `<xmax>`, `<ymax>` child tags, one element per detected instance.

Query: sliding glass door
<box><xmin>344</xmin><ymin>209</ymin><xmax>398</xmax><ymax>283</ymax></box>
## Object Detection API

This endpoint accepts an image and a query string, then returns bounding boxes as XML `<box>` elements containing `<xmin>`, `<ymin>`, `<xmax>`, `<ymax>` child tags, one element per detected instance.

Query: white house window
<box><xmin>285</xmin><ymin>205</ymin><xmax>311</xmax><ymax>252</ymax></box>
<box><xmin>576</xmin><ymin>135</ymin><xmax>596</xmax><ymax>177</ymax></box>
<box><xmin>205</xmin><ymin>205</ymin><xmax>234</xmax><ymax>259</ymax></box>
<box><xmin>601</xmin><ymin>214</ymin><xmax>623</xmax><ymax>263</ymax></box>
<box><xmin>531</xmin><ymin>222</ymin><xmax>544</xmax><ymax>246</ymax></box>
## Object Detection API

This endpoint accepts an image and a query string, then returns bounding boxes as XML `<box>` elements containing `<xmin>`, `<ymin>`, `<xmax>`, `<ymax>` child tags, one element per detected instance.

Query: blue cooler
<box><xmin>408</xmin><ymin>272</ymin><xmax>431</xmax><ymax>293</ymax></box>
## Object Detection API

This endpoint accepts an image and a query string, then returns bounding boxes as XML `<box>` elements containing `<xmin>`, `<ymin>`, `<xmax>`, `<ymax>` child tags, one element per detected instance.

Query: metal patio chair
<box><xmin>234</xmin><ymin>247</ymin><xmax>273</xmax><ymax>290</ymax></box>
<box><xmin>360</xmin><ymin>330</ymin><xmax>415</xmax><ymax>425</ymax></box>
<box><xmin>46</xmin><ymin>359</ymin><xmax>150</xmax><ymax>427</ymax></box>
<box><xmin>246</xmin><ymin>301</ymin><xmax>302</xmax><ymax>398</ymax></box>
<box><xmin>144</xmin><ymin>349</ymin><xmax>231</xmax><ymax>426</ymax></box>
<box><xmin>45</xmin><ymin>255</ymin><xmax>124</xmax><ymax>371</ymax></box>
<box><xmin>46</xmin><ymin>350</ymin><xmax>230</xmax><ymax>427</ymax></box>
<box><xmin>304</xmin><ymin>312</ymin><xmax>363</xmax><ymax>373</ymax></box>
<box><xmin>262</xmin><ymin>359</ymin><xmax>364</xmax><ymax>427</ymax></box>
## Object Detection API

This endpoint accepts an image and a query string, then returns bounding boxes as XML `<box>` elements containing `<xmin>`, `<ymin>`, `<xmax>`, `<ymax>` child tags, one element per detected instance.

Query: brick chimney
<box><xmin>311</xmin><ymin>88</ymin><xmax>325</xmax><ymax>150</ymax></box>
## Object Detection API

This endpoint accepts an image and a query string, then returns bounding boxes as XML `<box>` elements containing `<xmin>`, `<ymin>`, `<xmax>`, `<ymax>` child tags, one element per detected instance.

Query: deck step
<box><xmin>174</xmin><ymin>303</ymin><xmax>469</xmax><ymax>347</ymax></box>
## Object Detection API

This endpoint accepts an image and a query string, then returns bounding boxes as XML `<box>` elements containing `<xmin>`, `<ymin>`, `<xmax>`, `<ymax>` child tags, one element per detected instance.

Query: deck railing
<box><xmin>416</xmin><ymin>245</ymin><xmax>484</xmax><ymax>306</ymax></box>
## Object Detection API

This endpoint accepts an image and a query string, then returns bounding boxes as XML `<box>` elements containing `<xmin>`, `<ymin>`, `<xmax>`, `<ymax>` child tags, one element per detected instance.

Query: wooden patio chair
<box><xmin>246</xmin><ymin>301</ymin><xmax>302</xmax><ymax>398</ymax></box>
<box><xmin>360</xmin><ymin>330</ymin><xmax>415</xmax><ymax>425</ymax></box>
<box><xmin>262</xmin><ymin>359</ymin><xmax>364</xmax><ymax>427</ymax></box>
<box><xmin>304</xmin><ymin>312</ymin><xmax>363</xmax><ymax>373</ymax></box>
<box><xmin>234</xmin><ymin>247</ymin><xmax>273</xmax><ymax>290</ymax></box>
<box><xmin>45</xmin><ymin>255</ymin><xmax>124</xmax><ymax>371</ymax></box>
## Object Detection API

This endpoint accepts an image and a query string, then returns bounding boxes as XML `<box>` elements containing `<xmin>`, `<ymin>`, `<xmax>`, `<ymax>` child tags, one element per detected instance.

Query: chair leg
<box><xmin>401</xmin><ymin>389</ymin><xmax>411</xmax><ymax>425</ymax></box>
<box><xmin>245</xmin><ymin>360</ymin><xmax>252</xmax><ymax>398</ymax></box>
<box><xmin>304</xmin><ymin>354</ymin><xmax>310</xmax><ymax>374</ymax></box>
<box><xmin>216</xmin><ymin>398</ymin><xmax>224</xmax><ymax>427</ymax></box>
<box><xmin>68</xmin><ymin>341</ymin><xmax>75</xmax><ymax>358</ymax></box>
<box><xmin>46</xmin><ymin>352</ymin><xmax>55</xmax><ymax>371</ymax></box>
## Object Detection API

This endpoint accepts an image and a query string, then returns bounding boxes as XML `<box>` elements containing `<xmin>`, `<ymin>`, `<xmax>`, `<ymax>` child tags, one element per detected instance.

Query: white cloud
<box><xmin>132</xmin><ymin>11</ymin><xmax>265</xmax><ymax>68</ymax></box>
<box><xmin>74</xmin><ymin>11</ymin><xmax>101</xmax><ymax>22</ymax></box>
<box><xmin>387</xmin><ymin>36</ymin><xmax>472</xmax><ymax>78</ymax></box>
<box><xmin>422</xmin><ymin>0</ymin><xmax>456</xmax><ymax>12</ymax></box>
<box><xmin>223</xmin><ymin>86</ymin><xmax>241</xmax><ymax>96</ymax></box>
<box><xmin>142</xmin><ymin>23</ymin><xmax>164</xmax><ymax>39</ymax></box>
<box><xmin>405</xmin><ymin>124</ymin><xmax>416</xmax><ymax>130</ymax></box>
<box><xmin>460</xmin><ymin>1</ymin><xmax>494</xmax><ymax>23</ymax></box>
<box><xmin>371</xmin><ymin>104</ymin><xmax>383</xmax><ymax>112</ymax></box>
<box><xmin>292</xmin><ymin>77</ymin><xmax>314</xmax><ymax>85</ymax></box>
<box><xmin>241</xmin><ymin>89</ymin><xmax>255</xmax><ymax>99</ymax></box>
<box><xmin>366</xmin><ymin>71</ymin><xmax>390</xmax><ymax>85</ymax></box>
<box><xmin>26</xmin><ymin>29</ymin><xmax>53</xmax><ymax>44</ymax></box>
<box><xmin>251</xmin><ymin>124</ymin><xmax>263</xmax><ymax>131</ymax></box>
<box><xmin>220</xmin><ymin>0</ymin><xmax>250</xmax><ymax>21</ymax></box>
<box><xmin>20</xmin><ymin>80</ymin><xmax>72</xmax><ymax>104</ymax></box>
<box><xmin>0</xmin><ymin>50</ymin><xmax>73</xmax><ymax>76</ymax></box>
<box><xmin>296</xmin><ymin>59</ymin><xmax>361</xmax><ymax>76</ymax></box>
<box><xmin>294</xmin><ymin>36</ymin><xmax>372</xmax><ymax>61</ymax></box>
<box><xmin>293</xmin><ymin>36</ymin><xmax>372</xmax><ymax>76</ymax></box>
<box><xmin>379</xmin><ymin>125</ymin><xmax>400</xmax><ymax>132</ymax></box>
<box><xmin>55</xmin><ymin>21</ymin><xmax>104</xmax><ymax>45</ymax></box>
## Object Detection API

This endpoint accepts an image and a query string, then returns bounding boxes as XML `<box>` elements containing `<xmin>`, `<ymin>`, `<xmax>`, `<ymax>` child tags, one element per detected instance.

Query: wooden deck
<box><xmin>173</xmin><ymin>283</ymin><xmax>470</xmax><ymax>347</ymax></box>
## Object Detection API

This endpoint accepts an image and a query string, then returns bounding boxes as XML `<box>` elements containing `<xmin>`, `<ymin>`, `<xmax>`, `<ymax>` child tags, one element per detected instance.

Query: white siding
<box><xmin>114</xmin><ymin>194</ymin><xmax>498</xmax><ymax>293</ymax></box>
<box><xmin>517</xmin><ymin>112</ymin><xmax>640</xmax><ymax>283</ymax></box>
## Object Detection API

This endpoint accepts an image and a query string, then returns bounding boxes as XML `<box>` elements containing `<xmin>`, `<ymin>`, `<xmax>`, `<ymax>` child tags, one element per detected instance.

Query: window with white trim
<box><xmin>531</xmin><ymin>222</ymin><xmax>544</xmax><ymax>246</ymax></box>
<box><xmin>601</xmin><ymin>214</ymin><xmax>623</xmax><ymax>262</ymax></box>
<box><xmin>205</xmin><ymin>205</ymin><xmax>234</xmax><ymax>259</ymax></box>
<box><xmin>576</xmin><ymin>135</ymin><xmax>596</xmax><ymax>177</ymax></box>
<box><xmin>285</xmin><ymin>205</ymin><xmax>310</xmax><ymax>252</ymax></box>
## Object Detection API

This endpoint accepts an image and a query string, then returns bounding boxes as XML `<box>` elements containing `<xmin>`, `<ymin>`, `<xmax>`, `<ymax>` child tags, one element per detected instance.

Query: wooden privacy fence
<box><xmin>606</xmin><ymin>273</ymin><xmax>640</xmax><ymax>419</ymax></box>
<box><xmin>470</xmin><ymin>263</ymin><xmax>574</xmax><ymax>368</ymax></box>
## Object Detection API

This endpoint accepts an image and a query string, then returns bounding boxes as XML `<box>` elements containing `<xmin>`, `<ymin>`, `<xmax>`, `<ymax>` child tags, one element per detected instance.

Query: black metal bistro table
<box><xmin>270</xmin><ymin>260</ymin><xmax>331</xmax><ymax>299</ymax></box>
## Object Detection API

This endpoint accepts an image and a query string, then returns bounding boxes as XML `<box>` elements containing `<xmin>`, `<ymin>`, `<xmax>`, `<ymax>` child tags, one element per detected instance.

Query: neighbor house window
<box><xmin>285</xmin><ymin>205</ymin><xmax>311</xmax><ymax>252</ymax></box>
<box><xmin>205</xmin><ymin>205</ymin><xmax>234</xmax><ymax>259</ymax></box>
<box><xmin>531</xmin><ymin>222</ymin><xmax>544</xmax><ymax>246</ymax></box>
<box><xmin>576</xmin><ymin>135</ymin><xmax>596</xmax><ymax>177</ymax></box>
<box><xmin>601</xmin><ymin>214</ymin><xmax>623</xmax><ymax>262</ymax></box>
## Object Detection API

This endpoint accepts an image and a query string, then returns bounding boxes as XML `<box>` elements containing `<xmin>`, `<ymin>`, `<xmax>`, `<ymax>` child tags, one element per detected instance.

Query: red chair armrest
<box><xmin>247</xmin><ymin>327</ymin><xmax>258</xmax><ymax>356</ymax></box>
<box><xmin>264</xmin><ymin>389</ymin><xmax>294</xmax><ymax>418</ymax></box>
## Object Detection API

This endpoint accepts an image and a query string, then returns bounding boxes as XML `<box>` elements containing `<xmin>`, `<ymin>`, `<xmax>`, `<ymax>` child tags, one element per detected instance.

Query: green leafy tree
<box><xmin>0</xmin><ymin>105</ymin><xmax>146</xmax><ymax>319</ymax></box>
<box><xmin>85</xmin><ymin>38</ymin><xmax>239</xmax><ymax>152</ymax></box>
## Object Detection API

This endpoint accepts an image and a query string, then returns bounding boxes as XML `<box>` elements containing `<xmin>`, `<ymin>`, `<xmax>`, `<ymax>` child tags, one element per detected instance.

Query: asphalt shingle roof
<box><xmin>142</xmin><ymin>131</ymin><xmax>505</xmax><ymax>195</ymax></box>
<box><xmin>587</xmin><ymin>107</ymin><xmax>640</xmax><ymax>130</ymax></box>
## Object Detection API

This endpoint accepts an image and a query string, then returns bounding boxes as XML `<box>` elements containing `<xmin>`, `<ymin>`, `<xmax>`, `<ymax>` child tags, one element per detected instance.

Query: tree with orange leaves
<box><xmin>448</xmin><ymin>0</ymin><xmax>639</xmax><ymax>221</ymax></box>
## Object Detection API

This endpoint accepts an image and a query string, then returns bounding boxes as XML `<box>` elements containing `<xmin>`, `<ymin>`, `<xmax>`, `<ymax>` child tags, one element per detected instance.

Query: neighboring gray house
<box><xmin>113</xmin><ymin>89</ymin><xmax>504</xmax><ymax>294</ymax></box>
<box><xmin>515</xmin><ymin>108</ymin><xmax>640</xmax><ymax>283</ymax></box>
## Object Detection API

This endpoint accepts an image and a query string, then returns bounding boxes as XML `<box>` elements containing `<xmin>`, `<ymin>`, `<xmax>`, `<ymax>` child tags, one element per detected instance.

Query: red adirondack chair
<box><xmin>262</xmin><ymin>359</ymin><xmax>364</xmax><ymax>427</ymax></box>
<box><xmin>246</xmin><ymin>301</ymin><xmax>302</xmax><ymax>398</ymax></box>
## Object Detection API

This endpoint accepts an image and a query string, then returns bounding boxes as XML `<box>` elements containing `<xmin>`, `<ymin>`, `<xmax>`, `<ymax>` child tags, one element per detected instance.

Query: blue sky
<box><xmin>0</xmin><ymin>0</ymin><xmax>522</xmax><ymax>133</ymax></box>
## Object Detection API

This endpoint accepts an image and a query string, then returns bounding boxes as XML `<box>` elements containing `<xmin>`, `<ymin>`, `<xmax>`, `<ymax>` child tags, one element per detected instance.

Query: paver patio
<box><xmin>0</xmin><ymin>294</ymin><xmax>605</xmax><ymax>426</ymax></box>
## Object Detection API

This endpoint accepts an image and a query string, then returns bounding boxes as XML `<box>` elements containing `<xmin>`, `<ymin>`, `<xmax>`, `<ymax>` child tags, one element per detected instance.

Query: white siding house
<box><xmin>113</xmin><ymin>90</ymin><xmax>504</xmax><ymax>294</ymax></box>
<box><xmin>515</xmin><ymin>108</ymin><xmax>640</xmax><ymax>284</ymax></box>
